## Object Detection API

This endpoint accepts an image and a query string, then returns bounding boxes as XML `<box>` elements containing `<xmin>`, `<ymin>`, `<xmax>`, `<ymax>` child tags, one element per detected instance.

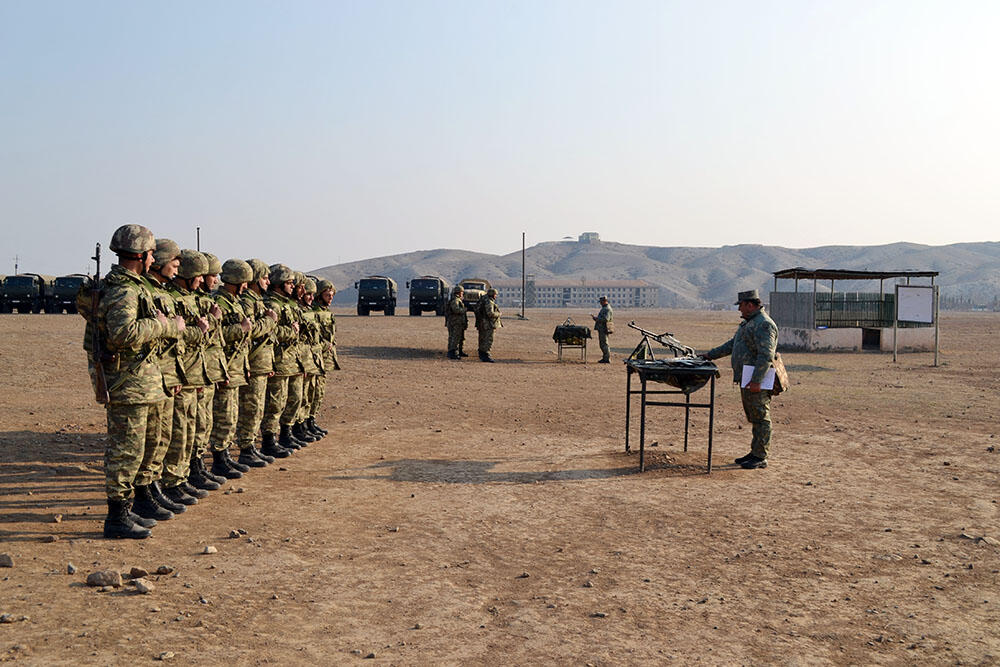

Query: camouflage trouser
<box><xmin>105</xmin><ymin>401</ymin><xmax>161</xmax><ymax>501</ymax></box>
<box><xmin>740</xmin><ymin>388</ymin><xmax>772</xmax><ymax>460</ymax></box>
<box><xmin>300</xmin><ymin>373</ymin><xmax>318</xmax><ymax>421</ymax></box>
<box><xmin>262</xmin><ymin>374</ymin><xmax>289</xmax><ymax>435</ymax></box>
<box><xmin>236</xmin><ymin>374</ymin><xmax>268</xmax><ymax>448</ymax></box>
<box><xmin>194</xmin><ymin>385</ymin><xmax>215</xmax><ymax>457</ymax></box>
<box><xmin>283</xmin><ymin>374</ymin><xmax>304</xmax><ymax>426</ymax></box>
<box><xmin>136</xmin><ymin>394</ymin><xmax>173</xmax><ymax>487</ymax></box>
<box><xmin>478</xmin><ymin>328</ymin><xmax>494</xmax><ymax>356</ymax></box>
<box><xmin>447</xmin><ymin>325</ymin><xmax>465</xmax><ymax>354</ymax></box>
<box><xmin>162</xmin><ymin>389</ymin><xmax>197</xmax><ymax>488</ymax></box>
<box><xmin>597</xmin><ymin>329</ymin><xmax>610</xmax><ymax>360</ymax></box>
<box><xmin>210</xmin><ymin>384</ymin><xmax>240</xmax><ymax>451</ymax></box>
<box><xmin>313</xmin><ymin>369</ymin><xmax>327</xmax><ymax>417</ymax></box>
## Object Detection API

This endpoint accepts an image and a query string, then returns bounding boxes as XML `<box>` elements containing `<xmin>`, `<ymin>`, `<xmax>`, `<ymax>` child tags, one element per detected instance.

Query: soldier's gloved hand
<box><xmin>174</xmin><ymin>315</ymin><xmax>186</xmax><ymax>332</ymax></box>
<box><xmin>155</xmin><ymin>310</ymin><xmax>169</xmax><ymax>328</ymax></box>
<box><xmin>196</xmin><ymin>316</ymin><xmax>210</xmax><ymax>333</ymax></box>
<box><xmin>240</xmin><ymin>317</ymin><xmax>252</xmax><ymax>333</ymax></box>
<box><xmin>209</xmin><ymin>304</ymin><xmax>222</xmax><ymax>319</ymax></box>
<box><xmin>265</xmin><ymin>308</ymin><xmax>278</xmax><ymax>322</ymax></box>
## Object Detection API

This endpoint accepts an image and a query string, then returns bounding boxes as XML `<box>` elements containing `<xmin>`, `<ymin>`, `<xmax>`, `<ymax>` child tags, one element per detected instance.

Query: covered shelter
<box><xmin>768</xmin><ymin>267</ymin><xmax>939</xmax><ymax>355</ymax></box>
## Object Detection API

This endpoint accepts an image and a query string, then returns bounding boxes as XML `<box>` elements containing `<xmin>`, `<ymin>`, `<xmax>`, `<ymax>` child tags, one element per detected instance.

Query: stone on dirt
<box><xmin>155</xmin><ymin>565</ymin><xmax>173</xmax><ymax>575</ymax></box>
<box><xmin>86</xmin><ymin>570</ymin><xmax>122</xmax><ymax>588</ymax></box>
<box><xmin>67</xmin><ymin>563</ymin><xmax>77</xmax><ymax>574</ymax></box>
<box><xmin>202</xmin><ymin>546</ymin><xmax>218</xmax><ymax>554</ymax></box>
<box><xmin>133</xmin><ymin>578</ymin><xmax>154</xmax><ymax>594</ymax></box>
<box><xmin>0</xmin><ymin>554</ymin><xmax>13</xmax><ymax>568</ymax></box>
<box><xmin>130</xmin><ymin>567</ymin><xmax>149</xmax><ymax>579</ymax></box>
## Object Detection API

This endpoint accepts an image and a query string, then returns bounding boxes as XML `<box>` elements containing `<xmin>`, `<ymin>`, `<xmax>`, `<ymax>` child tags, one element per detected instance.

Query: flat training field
<box><xmin>0</xmin><ymin>309</ymin><xmax>998</xmax><ymax>664</ymax></box>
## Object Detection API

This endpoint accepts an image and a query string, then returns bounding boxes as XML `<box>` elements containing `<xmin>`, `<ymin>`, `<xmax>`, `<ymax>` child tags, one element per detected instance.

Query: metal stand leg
<box><xmin>707</xmin><ymin>375</ymin><xmax>715</xmax><ymax>473</ymax></box>
<box><xmin>683</xmin><ymin>392</ymin><xmax>690</xmax><ymax>452</ymax></box>
<box><xmin>624</xmin><ymin>368</ymin><xmax>632</xmax><ymax>453</ymax></box>
<box><xmin>639</xmin><ymin>378</ymin><xmax>647</xmax><ymax>472</ymax></box>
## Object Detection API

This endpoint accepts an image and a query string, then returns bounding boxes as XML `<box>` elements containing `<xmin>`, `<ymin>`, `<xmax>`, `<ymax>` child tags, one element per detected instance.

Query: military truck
<box><xmin>47</xmin><ymin>274</ymin><xmax>88</xmax><ymax>313</ymax></box>
<box><xmin>459</xmin><ymin>277</ymin><xmax>492</xmax><ymax>311</ymax></box>
<box><xmin>406</xmin><ymin>275</ymin><xmax>450</xmax><ymax>316</ymax></box>
<box><xmin>355</xmin><ymin>275</ymin><xmax>397</xmax><ymax>316</ymax></box>
<box><xmin>1</xmin><ymin>273</ymin><xmax>54</xmax><ymax>313</ymax></box>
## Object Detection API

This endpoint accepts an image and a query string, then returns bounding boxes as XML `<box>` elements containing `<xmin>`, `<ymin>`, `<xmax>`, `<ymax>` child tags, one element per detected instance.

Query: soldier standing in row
<box><xmin>262</xmin><ymin>265</ymin><xmax>304</xmax><ymax>452</ymax></box>
<box><xmin>592</xmin><ymin>295</ymin><xmax>614</xmax><ymax>363</ymax></box>
<box><xmin>90</xmin><ymin>225</ymin><xmax>177</xmax><ymax>538</ymax></box>
<box><xmin>701</xmin><ymin>289</ymin><xmax>779</xmax><ymax>470</ymax></box>
<box><xmin>475</xmin><ymin>287</ymin><xmax>501</xmax><ymax>362</ymax></box>
<box><xmin>445</xmin><ymin>285</ymin><xmax>468</xmax><ymax>360</ymax></box>
<box><xmin>295</xmin><ymin>278</ymin><xmax>323</xmax><ymax>442</ymax></box>
<box><xmin>309</xmin><ymin>279</ymin><xmax>339</xmax><ymax>436</ymax></box>
<box><xmin>237</xmin><ymin>259</ymin><xmax>284</xmax><ymax>459</ymax></box>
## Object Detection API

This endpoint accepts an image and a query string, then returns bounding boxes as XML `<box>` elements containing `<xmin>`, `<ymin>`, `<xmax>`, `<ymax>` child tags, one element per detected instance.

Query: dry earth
<box><xmin>0</xmin><ymin>309</ymin><xmax>998</xmax><ymax>665</ymax></box>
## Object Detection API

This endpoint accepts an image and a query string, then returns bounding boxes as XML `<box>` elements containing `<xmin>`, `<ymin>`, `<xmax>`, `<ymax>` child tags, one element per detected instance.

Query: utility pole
<box><xmin>519</xmin><ymin>232</ymin><xmax>527</xmax><ymax>320</ymax></box>
<box><xmin>13</xmin><ymin>255</ymin><xmax>18</xmax><ymax>274</ymax></box>
<box><xmin>196</xmin><ymin>227</ymin><xmax>201</xmax><ymax>251</ymax></box>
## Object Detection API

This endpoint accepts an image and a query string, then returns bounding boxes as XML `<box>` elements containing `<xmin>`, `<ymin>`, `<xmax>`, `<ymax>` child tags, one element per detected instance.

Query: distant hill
<box><xmin>310</xmin><ymin>240</ymin><xmax>1000</xmax><ymax>308</ymax></box>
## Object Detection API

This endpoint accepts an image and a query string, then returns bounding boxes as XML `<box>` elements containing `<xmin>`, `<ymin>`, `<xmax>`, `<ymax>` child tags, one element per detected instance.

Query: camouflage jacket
<box><xmin>313</xmin><ymin>304</ymin><xmax>340</xmax><ymax>370</ymax></box>
<box><xmin>594</xmin><ymin>304</ymin><xmax>613</xmax><ymax>334</ymax></box>
<box><xmin>298</xmin><ymin>304</ymin><xmax>321</xmax><ymax>374</ymax></box>
<box><xmin>197</xmin><ymin>290</ymin><xmax>228</xmax><ymax>384</ymax></box>
<box><xmin>705</xmin><ymin>308</ymin><xmax>778</xmax><ymax>384</ymax></box>
<box><xmin>240</xmin><ymin>289</ymin><xmax>277</xmax><ymax>376</ymax></box>
<box><xmin>213</xmin><ymin>288</ymin><xmax>251</xmax><ymax>387</ymax></box>
<box><xmin>94</xmin><ymin>265</ymin><xmax>172</xmax><ymax>404</ymax></box>
<box><xmin>264</xmin><ymin>289</ymin><xmax>303</xmax><ymax>376</ymax></box>
<box><xmin>445</xmin><ymin>295</ymin><xmax>468</xmax><ymax>330</ymax></box>
<box><xmin>143</xmin><ymin>275</ymin><xmax>185</xmax><ymax>390</ymax></box>
<box><xmin>475</xmin><ymin>298</ymin><xmax>501</xmax><ymax>331</ymax></box>
<box><xmin>165</xmin><ymin>282</ymin><xmax>211</xmax><ymax>388</ymax></box>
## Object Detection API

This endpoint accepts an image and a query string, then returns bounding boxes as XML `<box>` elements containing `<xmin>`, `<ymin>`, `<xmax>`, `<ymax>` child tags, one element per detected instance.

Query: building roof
<box><xmin>773</xmin><ymin>267</ymin><xmax>938</xmax><ymax>281</ymax></box>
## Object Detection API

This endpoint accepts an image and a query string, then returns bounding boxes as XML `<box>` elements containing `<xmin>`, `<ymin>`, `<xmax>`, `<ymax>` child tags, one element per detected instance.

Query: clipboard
<box><xmin>741</xmin><ymin>364</ymin><xmax>776</xmax><ymax>390</ymax></box>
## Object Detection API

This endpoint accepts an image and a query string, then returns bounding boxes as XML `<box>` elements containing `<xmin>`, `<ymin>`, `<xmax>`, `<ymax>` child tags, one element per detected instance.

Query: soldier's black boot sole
<box><xmin>211</xmin><ymin>450</ymin><xmax>243</xmax><ymax>479</ymax></box>
<box><xmin>238</xmin><ymin>448</ymin><xmax>268</xmax><ymax>468</ymax></box>
<box><xmin>252</xmin><ymin>445</ymin><xmax>275</xmax><ymax>464</ymax></box>
<box><xmin>262</xmin><ymin>432</ymin><xmax>291</xmax><ymax>458</ymax></box>
<box><xmin>103</xmin><ymin>499</ymin><xmax>151</xmax><ymax>539</ymax></box>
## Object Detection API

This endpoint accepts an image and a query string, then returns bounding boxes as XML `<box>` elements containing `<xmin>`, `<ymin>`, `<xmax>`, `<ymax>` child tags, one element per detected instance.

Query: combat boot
<box><xmin>180</xmin><ymin>481</ymin><xmax>209</xmax><ymax>499</ymax></box>
<box><xmin>307</xmin><ymin>417</ymin><xmax>327</xmax><ymax>437</ymax></box>
<box><xmin>292</xmin><ymin>421</ymin><xmax>318</xmax><ymax>443</ymax></box>
<box><xmin>211</xmin><ymin>449</ymin><xmax>243</xmax><ymax>479</ymax></box>
<box><xmin>238</xmin><ymin>447</ymin><xmax>268</xmax><ymax>468</ymax></box>
<box><xmin>224</xmin><ymin>449</ymin><xmax>251</xmax><ymax>473</ymax></box>
<box><xmin>279</xmin><ymin>424</ymin><xmax>302</xmax><ymax>450</ymax></box>
<box><xmin>188</xmin><ymin>457</ymin><xmax>222</xmax><ymax>491</ymax></box>
<box><xmin>252</xmin><ymin>444</ymin><xmax>275</xmax><ymax>464</ymax></box>
<box><xmin>261</xmin><ymin>432</ymin><xmax>291</xmax><ymax>458</ymax></box>
<box><xmin>163</xmin><ymin>483</ymin><xmax>198</xmax><ymax>506</ymax></box>
<box><xmin>447</xmin><ymin>350</ymin><xmax>459</xmax><ymax>360</ymax></box>
<box><xmin>151</xmin><ymin>481</ymin><xmax>185</xmax><ymax>514</ymax></box>
<box><xmin>132</xmin><ymin>484</ymin><xmax>174</xmax><ymax>521</ymax></box>
<box><xmin>458</xmin><ymin>345</ymin><xmax>469</xmax><ymax>358</ymax></box>
<box><xmin>103</xmin><ymin>498</ymin><xmax>151</xmax><ymax>539</ymax></box>
<box><xmin>195</xmin><ymin>453</ymin><xmax>227</xmax><ymax>485</ymax></box>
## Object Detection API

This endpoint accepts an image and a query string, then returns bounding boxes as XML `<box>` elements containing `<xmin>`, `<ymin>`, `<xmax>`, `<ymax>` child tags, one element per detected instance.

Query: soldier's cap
<box><xmin>202</xmin><ymin>252</ymin><xmax>222</xmax><ymax>275</ymax></box>
<box><xmin>735</xmin><ymin>289</ymin><xmax>761</xmax><ymax>305</ymax></box>
<box><xmin>109</xmin><ymin>224</ymin><xmax>156</xmax><ymax>256</ymax></box>
<box><xmin>221</xmin><ymin>259</ymin><xmax>253</xmax><ymax>285</ymax></box>
<box><xmin>599</xmin><ymin>295</ymin><xmax>608</xmax><ymax>302</ymax></box>
<box><xmin>453</xmin><ymin>285</ymin><xmax>464</xmax><ymax>294</ymax></box>
<box><xmin>177</xmin><ymin>249</ymin><xmax>209</xmax><ymax>279</ymax></box>
<box><xmin>293</xmin><ymin>271</ymin><xmax>306</xmax><ymax>286</ymax></box>
<box><xmin>246</xmin><ymin>258</ymin><xmax>269</xmax><ymax>282</ymax></box>
<box><xmin>303</xmin><ymin>278</ymin><xmax>317</xmax><ymax>294</ymax></box>
<box><xmin>486</xmin><ymin>288</ymin><xmax>498</xmax><ymax>297</ymax></box>
<box><xmin>316</xmin><ymin>279</ymin><xmax>334</xmax><ymax>293</ymax></box>
<box><xmin>269</xmin><ymin>264</ymin><xmax>295</xmax><ymax>284</ymax></box>
<box><xmin>151</xmin><ymin>238</ymin><xmax>181</xmax><ymax>268</ymax></box>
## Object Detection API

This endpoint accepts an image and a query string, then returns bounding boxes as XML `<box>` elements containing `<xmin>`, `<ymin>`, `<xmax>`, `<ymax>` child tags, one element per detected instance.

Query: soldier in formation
<box><xmin>82</xmin><ymin>225</ymin><xmax>339</xmax><ymax>538</ymax></box>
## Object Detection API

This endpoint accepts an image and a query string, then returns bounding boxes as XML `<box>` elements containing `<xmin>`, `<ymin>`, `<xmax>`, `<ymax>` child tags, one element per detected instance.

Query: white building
<box><xmin>492</xmin><ymin>279</ymin><xmax>659</xmax><ymax>308</ymax></box>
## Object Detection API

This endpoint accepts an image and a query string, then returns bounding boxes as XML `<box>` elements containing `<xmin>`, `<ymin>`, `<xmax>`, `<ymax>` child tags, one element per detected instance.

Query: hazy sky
<box><xmin>2</xmin><ymin>1</ymin><xmax>998</xmax><ymax>275</ymax></box>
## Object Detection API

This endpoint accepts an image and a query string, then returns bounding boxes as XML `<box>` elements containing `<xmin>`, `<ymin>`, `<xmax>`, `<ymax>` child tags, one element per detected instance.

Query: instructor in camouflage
<box><xmin>701</xmin><ymin>289</ymin><xmax>779</xmax><ymax>469</ymax></box>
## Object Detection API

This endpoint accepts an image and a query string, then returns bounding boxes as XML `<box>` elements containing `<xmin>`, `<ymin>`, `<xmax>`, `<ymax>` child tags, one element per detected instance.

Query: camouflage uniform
<box><xmin>445</xmin><ymin>289</ymin><xmax>468</xmax><ymax>357</ymax></box>
<box><xmin>704</xmin><ymin>306</ymin><xmax>779</xmax><ymax>460</ymax></box>
<box><xmin>236</xmin><ymin>266</ymin><xmax>277</xmax><ymax>450</ymax></box>
<box><xmin>475</xmin><ymin>292</ymin><xmax>502</xmax><ymax>360</ymax></box>
<box><xmin>262</xmin><ymin>281</ymin><xmax>302</xmax><ymax>435</ymax></box>
<box><xmin>161</xmin><ymin>278</ymin><xmax>209</xmax><ymax>489</ymax></box>
<box><xmin>195</xmin><ymin>285</ymin><xmax>227</xmax><ymax>460</ymax></box>
<box><xmin>94</xmin><ymin>265</ymin><xmax>172</xmax><ymax>501</ymax></box>
<box><xmin>210</xmin><ymin>286</ymin><xmax>251</xmax><ymax>452</ymax></box>
<box><xmin>594</xmin><ymin>301</ymin><xmax>614</xmax><ymax>362</ymax></box>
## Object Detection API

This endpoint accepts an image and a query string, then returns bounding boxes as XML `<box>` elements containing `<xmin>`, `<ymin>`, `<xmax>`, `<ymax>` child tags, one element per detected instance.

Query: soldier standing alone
<box><xmin>592</xmin><ymin>295</ymin><xmax>614</xmax><ymax>363</ymax></box>
<box><xmin>701</xmin><ymin>289</ymin><xmax>779</xmax><ymax>469</ymax></box>
<box><xmin>445</xmin><ymin>285</ymin><xmax>468</xmax><ymax>360</ymax></box>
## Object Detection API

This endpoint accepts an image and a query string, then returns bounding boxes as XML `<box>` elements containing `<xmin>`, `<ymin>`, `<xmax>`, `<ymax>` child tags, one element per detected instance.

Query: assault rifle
<box><xmin>627</xmin><ymin>321</ymin><xmax>696</xmax><ymax>358</ymax></box>
<box><xmin>91</xmin><ymin>244</ymin><xmax>110</xmax><ymax>404</ymax></box>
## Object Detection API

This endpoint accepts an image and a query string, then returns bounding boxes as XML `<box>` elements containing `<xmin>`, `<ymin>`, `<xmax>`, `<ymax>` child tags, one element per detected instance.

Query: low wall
<box><xmin>779</xmin><ymin>326</ymin><xmax>935</xmax><ymax>352</ymax></box>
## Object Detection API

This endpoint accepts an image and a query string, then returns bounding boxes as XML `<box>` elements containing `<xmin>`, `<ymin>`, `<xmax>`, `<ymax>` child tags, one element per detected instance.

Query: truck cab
<box><xmin>355</xmin><ymin>275</ymin><xmax>398</xmax><ymax>316</ymax></box>
<box><xmin>406</xmin><ymin>275</ymin><xmax>450</xmax><ymax>316</ymax></box>
<box><xmin>459</xmin><ymin>278</ymin><xmax>491</xmax><ymax>311</ymax></box>
<box><xmin>1</xmin><ymin>274</ymin><xmax>53</xmax><ymax>313</ymax></box>
<box><xmin>48</xmin><ymin>274</ymin><xmax>88</xmax><ymax>313</ymax></box>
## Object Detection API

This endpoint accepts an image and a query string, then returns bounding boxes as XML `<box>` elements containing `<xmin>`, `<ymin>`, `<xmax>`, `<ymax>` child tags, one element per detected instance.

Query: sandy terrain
<box><xmin>0</xmin><ymin>308</ymin><xmax>998</xmax><ymax>665</ymax></box>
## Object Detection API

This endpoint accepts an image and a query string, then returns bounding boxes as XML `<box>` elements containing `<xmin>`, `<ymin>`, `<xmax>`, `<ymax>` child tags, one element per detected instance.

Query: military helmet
<box><xmin>453</xmin><ymin>285</ymin><xmax>464</xmax><ymax>295</ymax></box>
<box><xmin>202</xmin><ymin>252</ymin><xmax>222</xmax><ymax>275</ymax></box>
<box><xmin>316</xmin><ymin>279</ymin><xmax>334</xmax><ymax>293</ymax></box>
<box><xmin>303</xmin><ymin>278</ymin><xmax>317</xmax><ymax>294</ymax></box>
<box><xmin>294</xmin><ymin>271</ymin><xmax>305</xmax><ymax>286</ymax></box>
<box><xmin>246</xmin><ymin>258</ymin><xmax>269</xmax><ymax>282</ymax></box>
<box><xmin>151</xmin><ymin>238</ymin><xmax>181</xmax><ymax>268</ymax></box>
<box><xmin>269</xmin><ymin>264</ymin><xmax>294</xmax><ymax>284</ymax></box>
<box><xmin>221</xmin><ymin>259</ymin><xmax>253</xmax><ymax>285</ymax></box>
<box><xmin>177</xmin><ymin>249</ymin><xmax>209</xmax><ymax>279</ymax></box>
<box><xmin>109</xmin><ymin>224</ymin><xmax>155</xmax><ymax>256</ymax></box>
<box><xmin>486</xmin><ymin>288</ymin><xmax>498</xmax><ymax>297</ymax></box>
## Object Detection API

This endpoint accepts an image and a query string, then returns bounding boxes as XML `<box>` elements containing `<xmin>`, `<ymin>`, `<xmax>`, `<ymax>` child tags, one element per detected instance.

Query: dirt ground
<box><xmin>0</xmin><ymin>308</ymin><xmax>998</xmax><ymax>665</ymax></box>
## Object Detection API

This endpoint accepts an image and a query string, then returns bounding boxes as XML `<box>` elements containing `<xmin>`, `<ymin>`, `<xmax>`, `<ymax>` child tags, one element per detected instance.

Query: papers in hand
<box><xmin>741</xmin><ymin>364</ymin><xmax>776</xmax><ymax>390</ymax></box>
